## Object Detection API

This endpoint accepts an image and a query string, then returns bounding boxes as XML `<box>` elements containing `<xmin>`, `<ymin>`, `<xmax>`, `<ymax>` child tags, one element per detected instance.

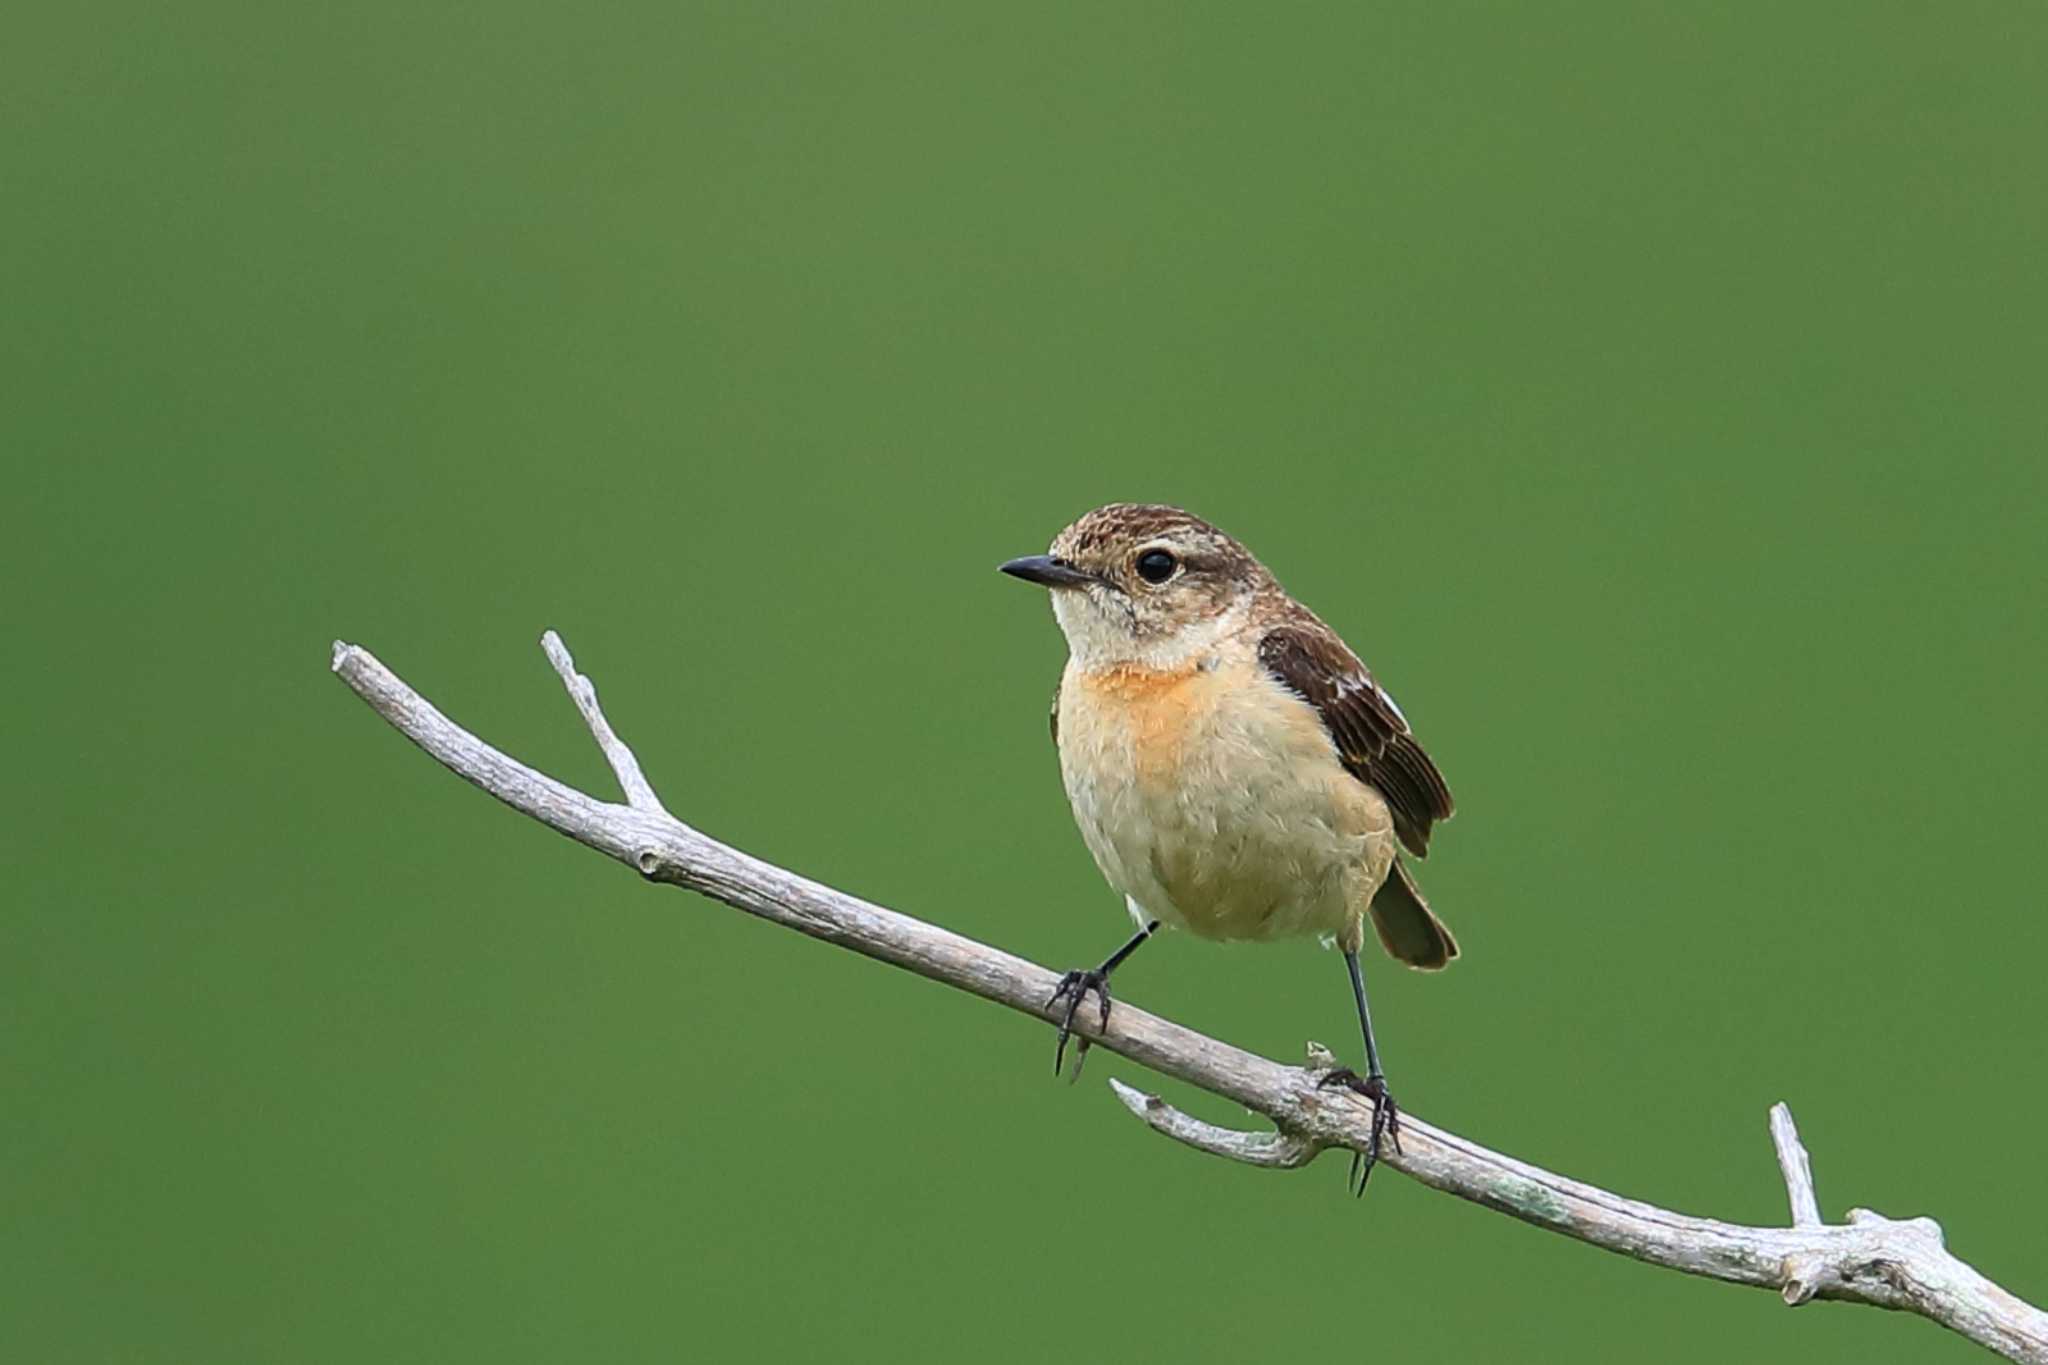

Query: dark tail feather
<box><xmin>1368</xmin><ymin>857</ymin><xmax>1459</xmax><ymax>970</ymax></box>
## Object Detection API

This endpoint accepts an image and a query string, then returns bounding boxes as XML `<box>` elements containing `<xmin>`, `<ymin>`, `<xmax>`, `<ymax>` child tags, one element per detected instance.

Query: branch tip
<box><xmin>1107</xmin><ymin>1077</ymin><xmax>1154</xmax><ymax>1118</ymax></box>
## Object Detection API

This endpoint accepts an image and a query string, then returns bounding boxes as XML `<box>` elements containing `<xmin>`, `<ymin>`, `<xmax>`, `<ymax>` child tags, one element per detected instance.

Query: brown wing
<box><xmin>1258</xmin><ymin>621</ymin><xmax>1454</xmax><ymax>857</ymax></box>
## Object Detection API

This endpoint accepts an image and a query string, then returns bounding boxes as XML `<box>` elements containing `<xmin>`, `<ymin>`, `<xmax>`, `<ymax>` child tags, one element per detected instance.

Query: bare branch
<box><xmin>331</xmin><ymin>635</ymin><xmax>2048</xmax><ymax>1364</ymax></box>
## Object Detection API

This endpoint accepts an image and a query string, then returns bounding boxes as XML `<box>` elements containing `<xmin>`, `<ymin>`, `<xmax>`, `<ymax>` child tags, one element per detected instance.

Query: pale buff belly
<box><xmin>1057</xmin><ymin>655</ymin><xmax>1396</xmax><ymax>943</ymax></box>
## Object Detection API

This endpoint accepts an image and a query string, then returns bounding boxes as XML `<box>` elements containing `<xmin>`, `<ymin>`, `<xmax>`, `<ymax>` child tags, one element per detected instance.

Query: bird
<box><xmin>1000</xmin><ymin>502</ymin><xmax>1457</xmax><ymax>1191</ymax></box>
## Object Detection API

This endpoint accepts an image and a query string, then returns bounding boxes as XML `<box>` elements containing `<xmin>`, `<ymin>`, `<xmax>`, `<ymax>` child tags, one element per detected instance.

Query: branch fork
<box><xmin>331</xmin><ymin>632</ymin><xmax>2047</xmax><ymax>1363</ymax></box>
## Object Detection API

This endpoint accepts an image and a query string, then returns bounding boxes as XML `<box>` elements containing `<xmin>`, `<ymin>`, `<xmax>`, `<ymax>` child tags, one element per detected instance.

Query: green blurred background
<box><xmin>6</xmin><ymin>2</ymin><xmax>2044</xmax><ymax>1360</ymax></box>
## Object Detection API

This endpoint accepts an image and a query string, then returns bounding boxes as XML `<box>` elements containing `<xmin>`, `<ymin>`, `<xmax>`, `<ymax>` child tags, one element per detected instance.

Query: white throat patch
<box><xmin>1051</xmin><ymin>590</ymin><xmax>1250</xmax><ymax>672</ymax></box>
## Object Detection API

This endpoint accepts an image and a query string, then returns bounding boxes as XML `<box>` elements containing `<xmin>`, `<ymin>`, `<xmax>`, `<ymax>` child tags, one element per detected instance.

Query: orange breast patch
<box><xmin>1075</xmin><ymin>662</ymin><xmax>1213</xmax><ymax>781</ymax></box>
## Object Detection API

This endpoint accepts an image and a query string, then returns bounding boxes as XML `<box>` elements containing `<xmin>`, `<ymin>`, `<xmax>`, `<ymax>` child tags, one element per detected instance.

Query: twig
<box><xmin>1108</xmin><ymin>1077</ymin><xmax>1320</xmax><ymax>1168</ymax></box>
<box><xmin>541</xmin><ymin>629</ymin><xmax>668</xmax><ymax>815</ymax></box>
<box><xmin>330</xmin><ymin>633</ymin><xmax>2048</xmax><ymax>1364</ymax></box>
<box><xmin>1772</xmin><ymin>1101</ymin><xmax>1823</xmax><ymax>1229</ymax></box>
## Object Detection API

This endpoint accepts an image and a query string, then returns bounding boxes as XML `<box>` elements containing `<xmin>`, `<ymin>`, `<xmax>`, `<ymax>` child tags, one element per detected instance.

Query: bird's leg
<box><xmin>1317</xmin><ymin>948</ymin><xmax>1404</xmax><ymax>1195</ymax></box>
<box><xmin>1047</xmin><ymin>921</ymin><xmax>1159</xmax><ymax>1076</ymax></box>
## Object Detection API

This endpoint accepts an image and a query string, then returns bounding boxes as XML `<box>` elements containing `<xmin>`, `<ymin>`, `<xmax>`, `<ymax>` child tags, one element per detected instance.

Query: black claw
<box><xmin>1319</xmin><ymin>1067</ymin><xmax>1402</xmax><ymax>1196</ymax></box>
<box><xmin>1048</xmin><ymin>968</ymin><xmax>1112</xmax><ymax>1076</ymax></box>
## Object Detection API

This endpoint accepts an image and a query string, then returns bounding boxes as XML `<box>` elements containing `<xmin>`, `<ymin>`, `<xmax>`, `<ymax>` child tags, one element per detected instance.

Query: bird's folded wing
<box><xmin>1257</xmin><ymin>621</ymin><xmax>1454</xmax><ymax>857</ymax></box>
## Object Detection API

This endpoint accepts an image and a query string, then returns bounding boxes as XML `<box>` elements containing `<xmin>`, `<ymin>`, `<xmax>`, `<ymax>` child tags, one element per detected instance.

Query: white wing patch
<box><xmin>1377</xmin><ymin>684</ymin><xmax>1408</xmax><ymax>728</ymax></box>
<box><xmin>1333</xmin><ymin>669</ymin><xmax>1408</xmax><ymax>730</ymax></box>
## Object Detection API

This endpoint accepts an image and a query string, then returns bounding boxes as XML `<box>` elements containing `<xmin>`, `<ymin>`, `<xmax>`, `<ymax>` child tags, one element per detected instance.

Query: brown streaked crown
<box><xmin>1052</xmin><ymin>504</ymin><xmax>1244</xmax><ymax>563</ymax></box>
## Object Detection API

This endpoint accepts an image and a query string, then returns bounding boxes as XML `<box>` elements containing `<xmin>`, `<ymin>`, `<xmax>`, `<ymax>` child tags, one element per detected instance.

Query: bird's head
<box><xmin>1000</xmin><ymin>503</ymin><xmax>1271</xmax><ymax>669</ymax></box>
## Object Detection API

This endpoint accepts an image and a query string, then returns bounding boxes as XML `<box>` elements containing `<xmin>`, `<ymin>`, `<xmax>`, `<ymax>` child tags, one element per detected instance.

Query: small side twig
<box><xmin>541</xmin><ymin>629</ymin><xmax>668</xmax><ymax>815</ymax></box>
<box><xmin>1772</xmin><ymin>1101</ymin><xmax>1823</xmax><ymax>1229</ymax></box>
<box><xmin>331</xmin><ymin>632</ymin><xmax>2048</xmax><ymax>1364</ymax></box>
<box><xmin>1107</xmin><ymin>1079</ymin><xmax>1320</xmax><ymax>1169</ymax></box>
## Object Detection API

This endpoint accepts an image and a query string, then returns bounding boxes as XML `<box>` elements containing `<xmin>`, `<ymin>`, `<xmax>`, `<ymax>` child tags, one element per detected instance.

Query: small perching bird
<box><xmin>1001</xmin><ymin>503</ymin><xmax>1457</xmax><ymax>1190</ymax></box>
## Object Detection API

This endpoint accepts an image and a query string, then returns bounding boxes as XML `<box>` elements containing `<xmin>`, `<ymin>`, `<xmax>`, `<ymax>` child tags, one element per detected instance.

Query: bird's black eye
<box><xmin>1135</xmin><ymin>548</ymin><xmax>1178</xmax><ymax>584</ymax></box>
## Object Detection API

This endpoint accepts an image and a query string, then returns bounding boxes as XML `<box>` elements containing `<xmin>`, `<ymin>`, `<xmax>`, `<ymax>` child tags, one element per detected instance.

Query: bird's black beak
<box><xmin>999</xmin><ymin>554</ymin><xmax>1097</xmax><ymax>589</ymax></box>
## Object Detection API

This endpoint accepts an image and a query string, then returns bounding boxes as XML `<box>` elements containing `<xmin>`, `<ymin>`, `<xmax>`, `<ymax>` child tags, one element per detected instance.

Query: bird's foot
<box><xmin>1047</xmin><ymin>967</ymin><xmax>1113</xmax><ymax>1077</ymax></box>
<box><xmin>1317</xmin><ymin>1068</ymin><xmax>1403</xmax><ymax>1196</ymax></box>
